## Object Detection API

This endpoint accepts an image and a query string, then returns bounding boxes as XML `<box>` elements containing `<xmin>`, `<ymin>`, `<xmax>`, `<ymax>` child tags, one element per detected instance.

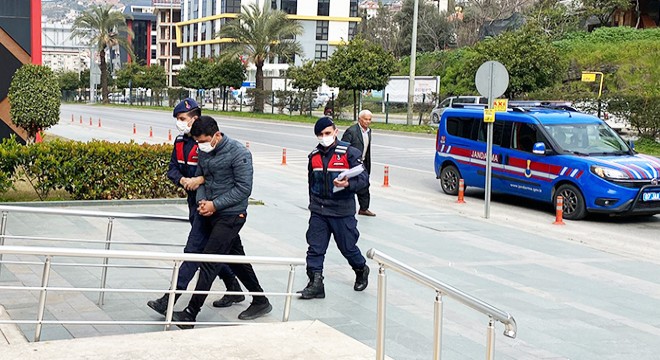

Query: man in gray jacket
<box><xmin>172</xmin><ymin>116</ymin><xmax>271</xmax><ymax>328</ymax></box>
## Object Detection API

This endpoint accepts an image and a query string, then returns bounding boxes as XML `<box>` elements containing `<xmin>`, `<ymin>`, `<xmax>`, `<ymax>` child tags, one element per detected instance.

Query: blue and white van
<box><xmin>434</xmin><ymin>107</ymin><xmax>660</xmax><ymax>219</ymax></box>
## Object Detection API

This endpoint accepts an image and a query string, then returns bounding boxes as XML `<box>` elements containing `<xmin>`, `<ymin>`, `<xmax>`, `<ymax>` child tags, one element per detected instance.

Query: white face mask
<box><xmin>176</xmin><ymin>120</ymin><xmax>191</xmax><ymax>134</ymax></box>
<box><xmin>318</xmin><ymin>135</ymin><xmax>335</xmax><ymax>147</ymax></box>
<box><xmin>198</xmin><ymin>141</ymin><xmax>214</xmax><ymax>153</ymax></box>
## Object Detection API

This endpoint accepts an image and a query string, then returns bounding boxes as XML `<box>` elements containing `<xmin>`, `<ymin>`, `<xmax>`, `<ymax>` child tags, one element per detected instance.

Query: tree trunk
<box><xmin>353</xmin><ymin>89</ymin><xmax>358</xmax><ymax>122</ymax></box>
<box><xmin>255</xmin><ymin>60</ymin><xmax>265</xmax><ymax>113</ymax></box>
<box><xmin>100</xmin><ymin>47</ymin><xmax>109</xmax><ymax>104</ymax></box>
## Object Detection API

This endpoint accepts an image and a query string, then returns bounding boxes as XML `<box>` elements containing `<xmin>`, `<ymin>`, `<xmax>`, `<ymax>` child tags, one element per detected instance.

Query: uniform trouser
<box><xmin>177</xmin><ymin>200</ymin><xmax>235</xmax><ymax>291</ymax></box>
<box><xmin>305</xmin><ymin>212</ymin><xmax>367</xmax><ymax>273</ymax></box>
<box><xmin>356</xmin><ymin>183</ymin><xmax>370</xmax><ymax>211</ymax></box>
<box><xmin>187</xmin><ymin>213</ymin><xmax>265</xmax><ymax>313</ymax></box>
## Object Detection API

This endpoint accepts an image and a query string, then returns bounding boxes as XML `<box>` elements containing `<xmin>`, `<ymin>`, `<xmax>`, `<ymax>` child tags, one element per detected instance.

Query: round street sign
<box><xmin>475</xmin><ymin>61</ymin><xmax>509</xmax><ymax>99</ymax></box>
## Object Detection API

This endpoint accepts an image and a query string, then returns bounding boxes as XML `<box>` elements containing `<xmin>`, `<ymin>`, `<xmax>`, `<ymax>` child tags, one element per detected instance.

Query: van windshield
<box><xmin>544</xmin><ymin>123</ymin><xmax>631</xmax><ymax>155</ymax></box>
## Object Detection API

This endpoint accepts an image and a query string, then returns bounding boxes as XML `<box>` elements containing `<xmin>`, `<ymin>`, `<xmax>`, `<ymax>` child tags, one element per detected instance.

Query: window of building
<box><xmin>278</xmin><ymin>53</ymin><xmax>295</xmax><ymax>64</ymax></box>
<box><xmin>315</xmin><ymin>44</ymin><xmax>328</xmax><ymax>60</ymax></box>
<box><xmin>223</xmin><ymin>0</ymin><xmax>241</xmax><ymax>13</ymax></box>
<box><xmin>152</xmin><ymin>36</ymin><xmax>157</xmax><ymax>45</ymax></box>
<box><xmin>316</xmin><ymin>21</ymin><xmax>329</xmax><ymax>41</ymax></box>
<box><xmin>281</xmin><ymin>0</ymin><xmax>297</xmax><ymax>14</ymax></box>
<box><xmin>317</xmin><ymin>0</ymin><xmax>329</xmax><ymax>16</ymax></box>
<box><xmin>151</xmin><ymin>49</ymin><xmax>157</xmax><ymax>59</ymax></box>
<box><xmin>151</xmin><ymin>21</ymin><xmax>156</xmax><ymax>31</ymax></box>
<box><xmin>350</xmin><ymin>0</ymin><xmax>358</xmax><ymax>17</ymax></box>
<box><xmin>348</xmin><ymin>22</ymin><xmax>357</xmax><ymax>40</ymax></box>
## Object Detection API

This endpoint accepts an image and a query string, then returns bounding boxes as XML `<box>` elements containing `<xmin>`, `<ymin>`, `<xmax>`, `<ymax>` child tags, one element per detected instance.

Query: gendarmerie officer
<box><xmin>298</xmin><ymin>117</ymin><xmax>370</xmax><ymax>299</ymax></box>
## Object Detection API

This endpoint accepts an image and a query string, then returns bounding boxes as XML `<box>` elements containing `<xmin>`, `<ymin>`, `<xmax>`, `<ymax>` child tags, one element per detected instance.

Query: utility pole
<box><xmin>406</xmin><ymin>0</ymin><xmax>419</xmax><ymax>125</ymax></box>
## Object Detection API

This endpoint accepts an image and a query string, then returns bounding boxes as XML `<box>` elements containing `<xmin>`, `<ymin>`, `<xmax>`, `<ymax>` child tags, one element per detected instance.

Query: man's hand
<box><xmin>179</xmin><ymin>177</ymin><xmax>189</xmax><ymax>188</ymax></box>
<box><xmin>197</xmin><ymin>200</ymin><xmax>216</xmax><ymax>216</ymax></box>
<box><xmin>184</xmin><ymin>176</ymin><xmax>205</xmax><ymax>191</ymax></box>
<box><xmin>333</xmin><ymin>176</ymin><xmax>349</xmax><ymax>188</ymax></box>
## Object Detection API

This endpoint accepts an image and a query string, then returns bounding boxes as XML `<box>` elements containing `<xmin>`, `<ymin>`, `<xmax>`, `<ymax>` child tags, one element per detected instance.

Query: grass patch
<box><xmin>635</xmin><ymin>137</ymin><xmax>660</xmax><ymax>157</ymax></box>
<box><xmin>94</xmin><ymin>103</ymin><xmax>437</xmax><ymax>134</ymax></box>
<box><xmin>0</xmin><ymin>177</ymin><xmax>71</xmax><ymax>202</ymax></box>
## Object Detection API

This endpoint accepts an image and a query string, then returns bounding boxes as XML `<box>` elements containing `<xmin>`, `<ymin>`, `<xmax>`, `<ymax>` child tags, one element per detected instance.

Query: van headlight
<box><xmin>591</xmin><ymin>165</ymin><xmax>629</xmax><ymax>180</ymax></box>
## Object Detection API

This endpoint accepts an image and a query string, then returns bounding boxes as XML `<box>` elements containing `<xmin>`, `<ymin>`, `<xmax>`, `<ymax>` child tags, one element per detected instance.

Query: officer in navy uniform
<box><xmin>147</xmin><ymin>98</ymin><xmax>244</xmax><ymax>314</ymax></box>
<box><xmin>298</xmin><ymin>117</ymin><xmax>371</xmax><ymax>299</ymax></box>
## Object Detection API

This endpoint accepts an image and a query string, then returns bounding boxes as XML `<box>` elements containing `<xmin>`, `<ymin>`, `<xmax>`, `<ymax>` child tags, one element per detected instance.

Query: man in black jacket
<box><xmin>341</xmin><ymin>109</ymin><xmax>375</xmax><ymax>216</ymax></box>
<box><xmin>172</xmin><ymin>116</ymin><xmax>271</xmax><ymax>328</ymax></box>
<box><xmin>298</xmin><ymin>117</ymin><xmax>371</xmax><ymax>300</ymax></box>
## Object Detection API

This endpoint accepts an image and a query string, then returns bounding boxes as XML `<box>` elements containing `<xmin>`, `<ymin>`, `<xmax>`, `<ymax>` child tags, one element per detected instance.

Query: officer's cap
<box><xmin>314</xmin><ymin>116</ymin><xmax>335</xmax><ymax>135</ymax></box>
<box><xmin>173</xmin><ymin>98</ymin><xmax>200</xmax><ymax>117</ymax></box>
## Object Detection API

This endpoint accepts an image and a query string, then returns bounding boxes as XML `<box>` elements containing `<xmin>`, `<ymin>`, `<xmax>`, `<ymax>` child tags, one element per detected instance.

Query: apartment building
<box><xmin>42</xmin><ymin>21</ymin><xmax>90</xmax><ymax>73</ymax></box>
<box><xmin>176</xmin><ymin>0</ymin><xmax>361</xmax><ymax>81</ymax></box>
<box><xmin>153</xmin><ymin>0</ymin><xmax>182</xmax><ymax>86</ymax></box>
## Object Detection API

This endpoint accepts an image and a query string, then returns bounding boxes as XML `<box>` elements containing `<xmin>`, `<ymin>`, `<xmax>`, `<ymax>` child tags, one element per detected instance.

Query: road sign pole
<box><xmin>485</xmin><ymin>63</ymin><xmax>494</xmax><ymax>219</ymax></box>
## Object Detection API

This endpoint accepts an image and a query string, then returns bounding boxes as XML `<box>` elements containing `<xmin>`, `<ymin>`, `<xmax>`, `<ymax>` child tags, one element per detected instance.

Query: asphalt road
<box><xmin>53</xmin><ymin>104</ymin><xmax>660</xmax><ymax>263</ymax></box>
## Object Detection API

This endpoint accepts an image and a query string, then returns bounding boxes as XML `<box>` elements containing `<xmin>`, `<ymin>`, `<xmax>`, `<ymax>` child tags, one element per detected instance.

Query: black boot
<box><xmin>353</xmin><ymin>265</ymin><xmax>370</xmax><ymax>291</ymax></box>
<box><xmin>299</xmin><ymin>272</ymin><xmax>325</xmax><ymax>299</ymax></box>
<box><xmin>296</xmin><ymin>270</ymin><xmax>314</xmax><ymax>294</ymax></box>
<box><xmin>213</xmin><ymin>277</ymin><xmax>246</xmax><ymax>308</ymax></box>
<box><xmin>172</xmin><ymin>306</ymin><xmax>197</xmax><ymax>329</ymax></box>
<box><xmin>238</xmin><ymin>296</ymin><xmax>273</xmax><ymax>320</ymax></box>
<box><xmin>147</xmin><ymin>293</ymin><xmax>181</xmax><ymax>316</ymax></box>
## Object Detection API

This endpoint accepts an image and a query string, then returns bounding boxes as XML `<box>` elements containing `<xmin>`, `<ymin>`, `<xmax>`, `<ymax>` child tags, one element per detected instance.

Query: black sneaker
<box><xmin>172</xmin><ymin>308</ymin><xmax>196</xmax><ymax>329</ymax></box>
<box><xmin>238</xmin><ymin>299</ymin><xmax>272</xmax><ymax>320</ymax></box>
<box><xmin>212</xmin><ymin>293</ymin><xmax>246</xmax><ymax>308</ymax></box>
<box><xmin>147</xmin><ymin>295</ymin><xmax>168</xmax><ymax>316</ymax></box>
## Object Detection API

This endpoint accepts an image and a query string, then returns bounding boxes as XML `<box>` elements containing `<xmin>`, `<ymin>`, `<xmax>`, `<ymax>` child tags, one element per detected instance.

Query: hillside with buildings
<box><xmin>42</xmin><ymin>0</ymin><xmax>146</xmax><ymax>21</ymax></box>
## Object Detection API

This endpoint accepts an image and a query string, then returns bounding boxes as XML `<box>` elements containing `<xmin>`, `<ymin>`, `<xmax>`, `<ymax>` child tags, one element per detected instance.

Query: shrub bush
<box><xmin>0</xmin><ymin>137</ymin><xmax>183</xmax><ymax>201</ymax></box>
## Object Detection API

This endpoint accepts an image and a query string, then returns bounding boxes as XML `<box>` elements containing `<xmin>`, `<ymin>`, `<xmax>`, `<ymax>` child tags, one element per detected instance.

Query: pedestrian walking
<box><xmin>341</xmin><ymin>109</ymin><xmax>376</xmax><ymax>216</ymax></box>
<box><xmin>173</xmin><ymin>116</ymin><xmax>271</xmax><ymax>327</ymax></box>
<box><xmin>298</xmin><ymin>117</ymin><xmax>370</xmax><ymax>300</ymax></box>
<box><xmin>147</xmin><ymin>99</ymin><xmax>244</xmax><ymax>316</ymax></box>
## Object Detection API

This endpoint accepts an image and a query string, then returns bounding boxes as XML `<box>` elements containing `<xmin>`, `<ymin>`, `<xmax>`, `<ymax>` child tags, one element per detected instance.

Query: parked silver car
<box><xmin>430</xmin><ymin>96</ymin><xmax>488</xmax><ymax>124</ymax></box>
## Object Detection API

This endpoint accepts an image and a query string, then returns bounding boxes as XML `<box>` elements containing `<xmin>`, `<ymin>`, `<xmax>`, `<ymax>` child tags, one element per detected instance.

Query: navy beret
<box><xmin>314</xmin><ymin>116</ymin><xmax>334</xmax><ymax>135</ymax></box>
<box><xmin>173</xmin><ymin>98</ymin><xmax>199</xmax><ymax>117</ymax></box>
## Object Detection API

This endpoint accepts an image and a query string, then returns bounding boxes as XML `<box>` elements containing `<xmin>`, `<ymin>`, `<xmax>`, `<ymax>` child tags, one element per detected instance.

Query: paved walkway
<box><xmin>0</xmin><ymin>145</ymin><xmax>659</xmax><ymax>359</ymax></box>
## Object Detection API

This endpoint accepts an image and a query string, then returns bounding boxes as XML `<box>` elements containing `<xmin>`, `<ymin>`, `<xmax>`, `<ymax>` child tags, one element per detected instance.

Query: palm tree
<box><xmin>72</xmin><ymin>5</ymin><xmax>133</xmax><ymax>104</ymax></box>
<box><xmin>218</xmin><ymin>3</ymin><xmax>303</xmax><ymax>112</ymax></box>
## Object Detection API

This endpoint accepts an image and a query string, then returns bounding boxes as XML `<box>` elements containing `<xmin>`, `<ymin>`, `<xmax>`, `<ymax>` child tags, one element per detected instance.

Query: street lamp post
<box><xmin>406</xmin><ymin>0</ymin><xmax>420</xmax><ymax>126</ymax></box>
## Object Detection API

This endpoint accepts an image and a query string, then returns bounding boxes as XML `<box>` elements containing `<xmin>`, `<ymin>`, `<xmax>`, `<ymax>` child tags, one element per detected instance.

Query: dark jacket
<box><xmin>341</xmin><ymin>123</ymin><xmax>371</xmax><ymax>173</ymax></box>
<box><xmin>195</xmin><ymin>134</ymin><xmax>253</xmax><ymax>216</ymax></box>
<box><xmin>308</xmin><ymin>140</ymin><xmax>368</xmax><ymax>217</ymax></box>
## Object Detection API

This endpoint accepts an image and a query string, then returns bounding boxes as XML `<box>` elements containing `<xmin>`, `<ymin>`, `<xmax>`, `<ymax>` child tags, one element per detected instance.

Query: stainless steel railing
<box><xmin>0</xmin><ymin>205</ymin><xmax>189</xmax><ymax>305</ymax></box>
<box><xmin>0</xmin><ymin>245</ymin><xmax>305</xmax><ymax>342</ymax></box>
<box><xmin>366</xmin><ymin>248</ymin><xmax>517</xmax><ymax>360</ymax></box>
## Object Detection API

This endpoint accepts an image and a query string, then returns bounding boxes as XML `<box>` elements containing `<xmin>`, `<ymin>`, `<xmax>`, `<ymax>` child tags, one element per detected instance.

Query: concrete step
<box><xmin>0</xmin><ymin>320</ymin><xmax>385</xmax><ymax>359</ymax></box>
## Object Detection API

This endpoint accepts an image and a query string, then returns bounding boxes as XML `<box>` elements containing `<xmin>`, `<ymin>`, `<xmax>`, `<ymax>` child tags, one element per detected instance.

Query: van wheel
<box><xmin>440</xmin><ymin>165</ymin><xmax>462</xmax><ymax>195</ymax></box>
<box><xmin>554</xmin><ymin>184</ymin><xmax>587</xmax><ymax>220</ymax></box>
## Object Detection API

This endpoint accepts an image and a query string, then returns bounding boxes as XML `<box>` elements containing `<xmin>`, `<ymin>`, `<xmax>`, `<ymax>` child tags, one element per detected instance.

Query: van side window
<box><xmin>512</xmin><ymin>122</ymin><xmax>548</xmax><ymax>153</ymax></box>
<box><xmin>446</xmin><ymin>117</ymin><xmax>476</xmax><ymax>139</ymax></box>
<box><xmin>477</xmin><ymin>120</ymin><xmax>505</xmax><ymax>146</ymax></box>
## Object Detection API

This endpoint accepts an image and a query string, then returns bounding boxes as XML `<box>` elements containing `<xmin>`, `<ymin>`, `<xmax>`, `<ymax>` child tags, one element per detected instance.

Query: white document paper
<box><xmin>333</xmin><ymin>166</ymin><xmax>364</xmax><ymax>193</ymax></box>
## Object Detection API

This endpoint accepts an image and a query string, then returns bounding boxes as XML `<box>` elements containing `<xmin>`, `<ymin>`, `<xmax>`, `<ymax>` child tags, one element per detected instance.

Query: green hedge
<box><xmin>0</xmin><ymin>136</ymin><xmax>183</xmax><ymax>200</ymax></box>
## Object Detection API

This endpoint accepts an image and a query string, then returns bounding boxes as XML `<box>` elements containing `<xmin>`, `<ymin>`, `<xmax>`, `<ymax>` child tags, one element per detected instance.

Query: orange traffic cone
<box><xmin>457</xmin><ymin>179</ymin><xmax>466</xmax><ymax>203</ymax></box>
<box><xmin>133</xmin><ymin>123</ymin><xmax>136</xmax><ymax>134</ymax></box>
<box><xmin>89</xmin><ymin>117</ymin><xmax>93</xmax><ymax>126</ymax></box>
<box><xmin>71</xmin><ymin>114</ymin><xmax>74</xmax><ymax>122</ymax></box>
<box><xmin>79</xmin><ymin>115</ymin><xmax>83</xmax><ymax>124</ymax></box>
<box><xmin>149</xmin><ymin>126</ymin><xmax>153</xmax><ymax>138</ymax></box>
<box><xmin>553</xmin><ymin>196</ymin><xmax>565</xmax><ymax>225</ymax></box>
<box><xmin>98</xmin><ymin>118</ymin><xmax>102</xmax><ymax>127</ymax></box>
<box><xmin>168</xmin><ymin>129</ymin><xmax>172</xmax><ymax>141</ymax></box>
<box><xmin>281</xmin><ymin>148</ymin><xmax>287</xmax><ymax>165</ymax></box>
<box><xmin>382</xmin><ymin>166</ymin><xmax>390</xmax><ymax>187</ymax></box>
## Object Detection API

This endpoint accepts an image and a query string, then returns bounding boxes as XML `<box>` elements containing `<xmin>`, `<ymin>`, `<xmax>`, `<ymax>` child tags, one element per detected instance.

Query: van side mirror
<box><xmin>532</xmin><ymin>142</ymin><xmax>546</xmax><ymax>155</ymax></box>
<box><xmin>628</xmin><ymin>139</ymin><xmax>635</xmax><ymax>151</ymax></box>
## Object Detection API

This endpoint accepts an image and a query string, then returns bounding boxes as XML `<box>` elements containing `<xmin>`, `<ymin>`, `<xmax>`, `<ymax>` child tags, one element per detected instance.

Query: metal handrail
<box><xmin>0</xmin><ymin>205</ymin><xmax>189</xmax><ymax>304</ymax></box>
<box><xmin>0</xmin><ymin>245</ymin><xmax>306</xmax><ymax>342</ymax></box>
<box><xmin>367</xmin><ymin>248</ymin><xmax>517</xmax><ymax>360</ymax></box>
<box><xmin>0</xmin><ymin>205</ymin><xmax>189</xmax><ymax>222</ymax></box>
